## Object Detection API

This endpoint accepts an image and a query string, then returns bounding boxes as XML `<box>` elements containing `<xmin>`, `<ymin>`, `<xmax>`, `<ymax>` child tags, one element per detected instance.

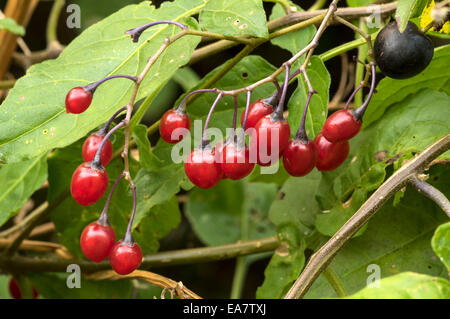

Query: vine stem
<box><xmin>408</xmin><ymin>175</ymin><xmax>450</xmax><ymax>218</ymax></box>
<box><xmin>284</xmin><ymin>134</ymin><xmax>450</xmax><ymax>299</ymax></box>
<box><xmin>322</xmin><ymin>266</ymin><xmax>347</xmax><ymax>297</ymax></box>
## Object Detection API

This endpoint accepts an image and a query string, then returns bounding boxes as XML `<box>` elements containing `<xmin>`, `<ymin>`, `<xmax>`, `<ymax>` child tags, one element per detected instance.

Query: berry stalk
<box><xmin>93</xmin><ymin>121</ymin><xmax>125</xmax><ymax>166</ymax></box>
<box><xmin>100</xmin><ymin>106</ymin><xmax>127</xmax><ymax>135</ymax></box>
<box><xmin>98</xmin><ymin>172</ymin><xmax>125</xmax><ymax>226</ymax></box>
<box><xmin>126</xmin><ymin>20</ymin><xmax>187</xmax><ymax>43</ymax></box>
<box><xmin>201</xmin><ymin>93</ymin><xmax>224</xmax><ymax>147</ymax></box>
<box><xmin>241</xmin><ymin>90</ymin><xmax>252</xmax><ymax>131</ymax></box>
<box><xmin>84</xmin><ymin>75</ymin><xmax>137</xmax><ymax>94</ymax></box>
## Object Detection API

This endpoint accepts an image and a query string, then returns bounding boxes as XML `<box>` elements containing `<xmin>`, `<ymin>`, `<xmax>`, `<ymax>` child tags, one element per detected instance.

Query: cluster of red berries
<box><xmin>65</xmin><ymin>86</ymin><xmax>142</xmax><ymax>275</ymax></box>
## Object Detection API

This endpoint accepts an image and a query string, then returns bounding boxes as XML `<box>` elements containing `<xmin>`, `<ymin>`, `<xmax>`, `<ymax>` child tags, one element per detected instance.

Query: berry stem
<box><xmin>176</xmin><ymin>89</ymin><xmax>219</xmax><ymax>113</ymax></box>
<box><xmin>100</xmin><ymin>106</ymin><xmax>127</xmax><ymax>135</ymax></box>
<box><xmin>123</xmin><ymin>181</ymin><xmax>137</xmax><ymax>244</ymax></box>
<box><xmin>352</xmin><ymin>63</ymin><xmax>376</xmax><ymax>121</ymax></box>
<box><xmin>98</xmin><ymin>172</ymin><xmax>125</xmax><ymax>226</ymax></box>
<box><xmin>126</xmin><ymin>20</ymin><xmax>187</xmax><ymax>43</ymax></box>
<box><xmin>92</xmin><ymin>121</ymin><xmax>125</xmax><ymax>166</ymax></box>
<box><xmin>295</xmin><ymin>90</ymin><xmax>314</xmax><ymax>143</ymax></box>
<box><xmin>201</xmin><ymin>93</ymin><xmax>224</xmax><ymax>147</ymax></box>
<box><xmin>344</xmin><ymin>82</ymin><xmax>363</xmax><ymax>109</ymax></box>
<box><xmin>274</xmin><ymin>63</ymin><xmax>290</xmax><ymax>118</ymax></box>
<box><xmin>242</xmin><ymin>90</ymin><xmax>252</xmax><ymax>131</ymax></box>
<box><xmin>84</xmin><ymin>75</ymin><xmax>137</xmax><ymax>94</ymax></box>
<box><xmin>232</xmin><ymin>95</ymin><xmax>238</xmax><ymax>131</ymax></box>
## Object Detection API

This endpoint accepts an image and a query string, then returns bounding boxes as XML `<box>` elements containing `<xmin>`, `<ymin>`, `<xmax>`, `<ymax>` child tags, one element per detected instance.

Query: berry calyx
<box><xmin>159</xmin><ymin>108</ymin><xmax>191</xmax><ymax>144</ymax></box>
<box><xmin>185</xmin><ymin>146</ymin><xmax>222</xmax><ymax>189</ymax></box>
<box><xmin>109</xmin><ymin>240</ymin><xmax>143</xmax><ymax>275</ymax></box>
<box><xmin>221</xmin><ymin>138</ymin><xmax>254</xmax><ymax>180</ymax></box>
<box><xmin>374</xmin><ymin>21</ymin><xmax>433</xmax><ymax>79</ymax></box>
<box><xmin>82</xmin><ymin>132</ymin><xmax>113</xmax><ymax>166</ymax></box>
<box><xmin>322</xmin><ymin>109</ymin><xmax>362</xmax><ymax>143</ymax></box>
<box><xmin>71</xmin><ymin>162</ymin><xmax>109</xmax><ymax>206</ymax></box>
<box><xmin>80</xmin><ymin>221</ymin><xmax>116</xmax><ymax>263</ymax></box>
<box><xmin>250</xmin><ymin>113</ymin><xmax>291</xmax><ymax>166</ymax></box>
<box><xmin>240</xmin><ymin>96</ymin><xmax>276</xmax><ymax>130</ymax></box>
<box><xmin>282</xmin><ymin>138</ymin><xmax>317</xmax><ymax>177</ymax></box>
<box><xmin>314</xmin><ymin>133</ymin><xmax>349</xmax><ymax>171</ymax></box>
<box><xmin>65</xmin><ymin>87</ymin><xmax>93</xmax><ymax>114</ymax></box>
<box><xmin>8</xmin><ymin>278</ymin><xmax>39</xmax><ymax>299</ymax></box>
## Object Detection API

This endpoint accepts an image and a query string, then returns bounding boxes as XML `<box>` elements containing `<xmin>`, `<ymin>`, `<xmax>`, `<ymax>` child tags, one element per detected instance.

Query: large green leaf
<box><xmin>395</xmin><ymin>0</ymin><xmax>429</xmax><ymax>32</ymax></box>
<box><xmin>132</xmin><ymin>124</ymin><xmax>162</xmax><ymax>170</ymax></box>
<box><xmin>347</xmin><ymin>272</ymin><xmax>450</xmax><ymax>299</ymax></box>
<box><xmin>199</xmin><ymin>0</ymin><xmax>268</xmax><ymax>38</ymax></box>
<box><xmin>364</xmin><ymin>45</ymin><xmax>450</xmax><ymax>128</ymax></box>
<box><xmin>432</xmin><ymin>222</ymin><xmax>450</xmax><ymax>269</ymax></box>
<box><xmin>0</xmin><ymin>154</ymin><xmax>47</xmax><ymax>227</ymax></box>
<box><xmin>315</xmin><ymin>89</ymin><xmax>450</xmax><ymax>234</ymax></box>
<box><xmin>0</xmin><ymin>0</ymin><xmax>205</xmax><ymax>164</ymax></box>
<box><xmin>256</xmin><ymin>171</ymin><xmax>321</xmax><ymax>298</ymax></box>
<box><xmin>0</xmin><ymin>17</ymin><xmax>25</xmax><ymax>36</ymax></box>
<box><xmin>186</xmin><ymin>179</ymin><xmax>277</xmax><ymax>246</ymax></box>
<box><xmin>306</xmin><ymin>166</ymin><xmax>449</xmax><ymax>298</ymax></box>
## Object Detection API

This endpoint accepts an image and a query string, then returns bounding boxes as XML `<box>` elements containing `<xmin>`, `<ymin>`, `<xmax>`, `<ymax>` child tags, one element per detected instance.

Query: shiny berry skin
<box><xmin>240</xmin><ymin>99</ymin><xmax>274</xmax><ymax>129</ymax></box>
<box><xmin>71</xmin><ymin>162</ymin><xmax>109</xmax><ymax>206</ymax></box>
<box><xmin>8</xmin><ymin>278</ymin><xmax>39</xmax><ymax>299</ymax></box>
<box><xmin>109</xmin><ymin>241</ymin><xmax>143</xmax><ymax>275</ymax></box>
<box><xmin>282</xmin><ymin>139</ymin><xmax>317</xmax><ymax>177</ymax></box>
<box><xmin>80</xmin><ymin>221</ymin><xmax>116</xmax><ymax>262</ymax></box>
<box><xmin>65</xmin><ymin>87</ymin><xmax>93</xmax><ymax>114</ymax></box>
<box><xmin>159</xmin><ymin>109</ymin><xmax>191</xmax><ymax>143</ymax></box>
<box><xmin>374</xmin><ymin>21</ymin><xmax>433</xmax><ymax>79</ymax></box>
<box><xmin>82</xmin><ymin>133</ymin><xmax>113</xmax><ymax>166</ymax></box>
<box><xmin>314</xmin><ymin>133</ymin><xmax>349</xmax><ymax>171</ymax></box>
<box><xmin>322</xmin><ymin>109</ymin><xmax>362</xmax><ymax>143</ymax></box>
<box><xmin>250</xmin><ymin>115</ymin><xmax>291</xmax><ymax>166</ymax></box>
<box><xmin>185</xmin><ymin>148</ymin><xmax>222</xmax><ymax>189</ymax></box>
<box><xmin>221</xmin><ymin>142</ymin><xmax>254</xmax><ymax>180</ymax></box>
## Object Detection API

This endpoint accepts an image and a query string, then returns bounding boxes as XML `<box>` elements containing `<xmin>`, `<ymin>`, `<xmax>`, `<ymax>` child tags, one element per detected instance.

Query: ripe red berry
<box><xmin>314</xmin><ymin>133</ymin><xmax>349</xmax><ymax>171</ymax></box>
<box><xmin>185</xmin><ymin>147</ymin><xmax>222</xmax><ymax>189</ymax></box>
<box><xmin>109</xmin><ymin>240</ymin><xmax>143</xmax><ymax>275</ymax></box>
<box><xmin>240</xmin><ymin>98</ymin><xmax>274</xmax><ymax>129</ymax></box>
<box><xmin>283</xmin><ymin>138</ymin><xmax>317</xmax><ymax>177</ymax></box>
<box><xmin>71</xmin><ymin>162</ymin><xmax>109</xmax><ymax>206</ymax></box>
<box><xmin>159</xmin><ymin>109</ymin><xmax>191</xmax><ymax>143</ymax></box>
<box><xmin>221</xmin><ymin>142</ymin><xmax>254</xmax><ymax>180</ymax></box>
<box><xmin>250</xmin><ymin>115</ymin><xmax>291</xmax><ymax>166</ymax></box>
<box><xmin>82</xmin><ymin>133</ymin><xmax>113</xmax><ymax>166</ymax></box>
<box><xmin>8</xmin><ymin>278</ymin><xmax>39</xmax><ymax>299</ymax></box>
<box><xmin>80</xmin><ymin>221</ymin><xmax>116</xmax><ymax>262</ymax></box>
<box><xmin>65</xmin><ymin>87</ymin><xmax>93</xmax><ymax>114</ymax></box>
<box><xmin>322</xmin><ymin>109</ymin><xmax>362</xmax><ymax>143</ymax></box>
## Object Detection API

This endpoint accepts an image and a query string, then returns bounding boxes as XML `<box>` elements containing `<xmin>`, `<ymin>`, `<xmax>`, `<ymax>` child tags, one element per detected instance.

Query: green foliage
<box><xmin>432</xmin><ymin>222</ymin><xmax>450</xmax><ymax>269</ymax></box>
<box><xmin>347</xmin><ymin>272</ymin><xmax>450</xmax><ymax>299</ymax></box>
<box><xmin>132</xmin><ymin>124</ymin><xmax>162</xmax><ymax>170</ymax></box>
<box><xmin>0</xmin><ymin>275</ymin><xmax>11</xmax><ymax>299</ymax></box>
<box><xmin>199</xmin><ymin>0</ymin><xmax>268</xmax><ymax>38</ymax></box>
<box><xmin>395</xmin><ymin>0</ymin><xmax>429</xmax><ymax>32</ymax></box>
<box><xmin>0</xmin><ymin>154</ymin><xmax>47</xmax><ymax>227</ymax></box>
<box><xmin>0</xmin><ymin>17</ymin><xmax>25</xmax><ymax>36</ymax></box>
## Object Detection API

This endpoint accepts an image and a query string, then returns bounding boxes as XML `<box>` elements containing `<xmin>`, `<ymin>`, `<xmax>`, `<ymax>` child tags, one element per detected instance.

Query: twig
<box><xmin>284</xmin><ymin>134</ymin><xmax>450</xmax><ymax>299</ymax></box>
<box><xmin>408</xmin><ymin>175</ymin><xmax>450</xmax><ymax>218</ymax></box>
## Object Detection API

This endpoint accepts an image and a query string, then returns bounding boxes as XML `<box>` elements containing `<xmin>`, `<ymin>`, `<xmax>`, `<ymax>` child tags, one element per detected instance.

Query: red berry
<box><xmin>65</xmin><ymin>87</ymin><xmax>92</xmax><ymax>114</ymax></box>
<box><xmin>221</xmin><ymin>142</ymin><xmax>254</xmax><ymax>180</ymax></box>
<box><xmin>8</xmin><ymin>278</ymin><xmax>39</xmax><ymax>299</ymax></box>
<box><xmin>159</xmin><ymin>109</ymin><xmax>191</xmax><ymax>143</ymax></box>
<box><xmin>109</xmin><ymin>240</ymin><xmax>143</xmax><ymax>275</ymax></box>
<box><xmin>71</xmin><ymin>162</ymin><xmax>109</xmax><ymax>206</ymax></box>
<box><xmin>240</xmin><ymin>99</ymin><xmax>274</xmax><ymax>129</ymax></box>
<box><xmin>184</xmin><ymin>148</ymin><xmax>222</xmax><ymax>189</ymax></box>
<box><xmin>283</xmin><ymin>139</ymin><xmax>317</xmax><ymax>177</ymax></box>
<box><xmin>82</xmin><ymin>133</ymin><xmax>113</xmax><ymax>166</ymax></box>
<box><xmin>80</xmin><ymin>221</ymin><xmax>116</xmax><ymax>262</ymax></box>
<box><xmin>322</xmin><ymin>109</ymin><xmax>362</xmax><ymax>143</ymax></box>
<box><xmin>250</xmin><ymin>115</ymin><xmax>291</xmax><ymax>166</ymax></box>
<box><xmin>314</xmin><ymin>133</ymin><xmax>349</xmax><ymax>171</ymax></box>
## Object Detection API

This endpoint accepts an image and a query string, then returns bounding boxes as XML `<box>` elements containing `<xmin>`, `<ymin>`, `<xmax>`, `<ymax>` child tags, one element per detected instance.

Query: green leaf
<box><xmin>186</xmin><ymin>179</ymin><xmax>277</xmax><ymax>246</ymax></box>
<box><xmin>172</xmin><ymin>66</ymin><xmax>201</xmax><ymax>91</ymax></box>
<box><xmin>287</xmin><ymin>56</ymin><xmax>331</xmax><ymax>139</ymax></box>
<box><xmin>0</xmin><ymin>0</ymin><xmax>205</xmax><ymax>164</ymax></box>
<box><xmin>132</xmin><ymin>124</ymin><xmax>162</xmax><ymax>170</ymax></box>
<box><xmin>28</xmin><ymin>273</ymin><xmax>132</xmax><ymax>299</ymax></box>
<box><xmin>432</xmin><ymin>222</ymin><xmax>450</xmax><ymax>269</ymax></box>
<box><xmin>395</xmin><ymin>0</ymin><xmax>429</xmax><ymax>32</ymax></box>
<box><xmin>306</xmin><ymin>166</ymin><xmax>449</xmax><ymax>298</ymax></box>
<box><xmin>346</xmin><ymin>0</ymin><xmax>373</xmax><ymax>7</ymax></box>
<box><xmin>346</xmin><ymin>272</ymin><xmax>450</xmax><ymax>299</ymax></box>
<box><xmin>248</xmin><ymin>162</ymin><xmax>290</xmax><ymax>186</ymax></box>
<box><xmin>199</xmin><ymin>0</ymin><xmax>268</xmax><ymax>38</ymax></box>
<box><xmin>0</xmin><ymin>17</ymin><xmax>25</xmax><ymax>36</ymax></box>
<box><xmin>0</xmin><ymin>275</ymin><xmax>11</xmax><ymax>299</ymax></box>
<box><xmin>364</xmin><ymin>45</ymin><xmax>450</xmax><ymax>128</ymax></box>
<box><xmin>0</xmin><ymin>154</ymin><xmax>48</xmax><ymax>227</ymax></box>
<box><xmin>256</xmin><ymin>171</ymin><xmax>321</xmax><ymax>298</ymax></box>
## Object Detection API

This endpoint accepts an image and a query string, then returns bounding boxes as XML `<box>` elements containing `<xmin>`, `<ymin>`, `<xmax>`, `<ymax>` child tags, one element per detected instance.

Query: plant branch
<box><xmin>408</xmin><ymin>175</ymin><xmax>450</xmax><ymax>218</ymax></box>
<box><xmin>0</xmin><ymin>79</ymin><xmax>15</xmax><ymax>89</ymax></box>
<box><xmin>284</xmin><ymin>134</ymin><xmax>450</xmax><ymax>299</ymax></box>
